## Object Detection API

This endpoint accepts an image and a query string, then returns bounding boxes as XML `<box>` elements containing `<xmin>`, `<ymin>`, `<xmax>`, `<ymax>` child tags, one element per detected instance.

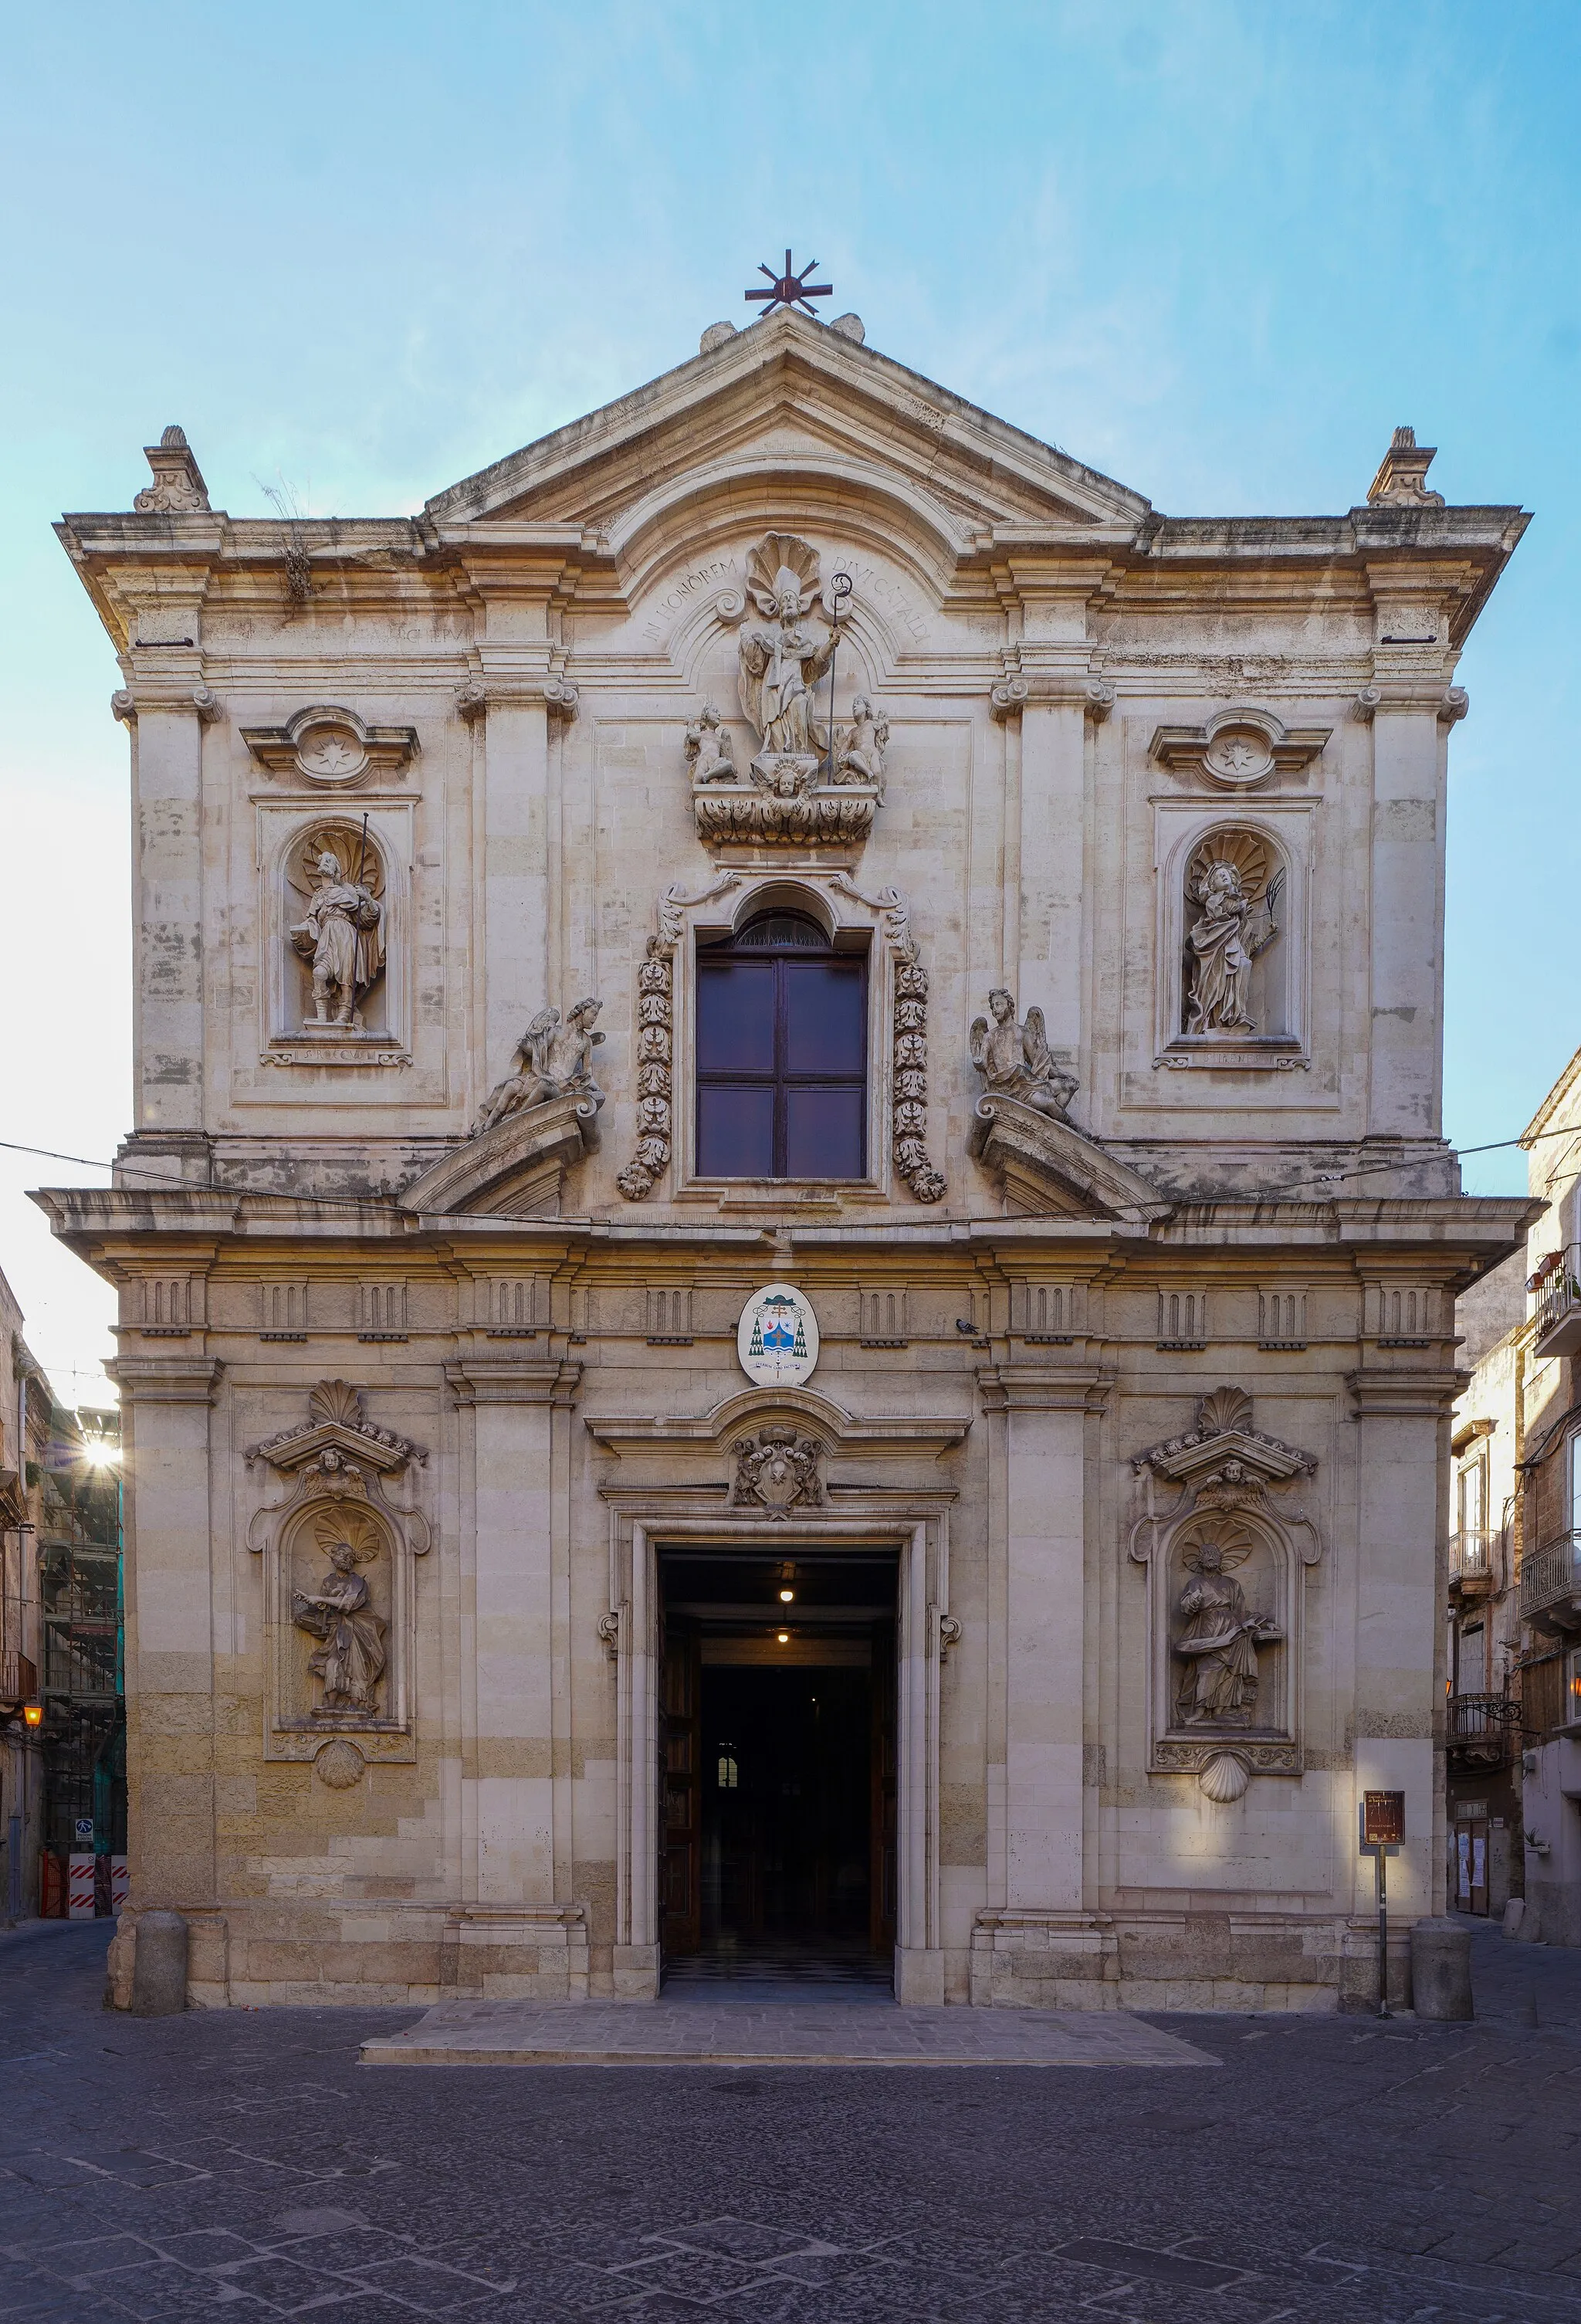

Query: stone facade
<box><xmin>46</xmin><ymin>317</ymin><xmax>1533</xmax><ymax>2008</ymax></box>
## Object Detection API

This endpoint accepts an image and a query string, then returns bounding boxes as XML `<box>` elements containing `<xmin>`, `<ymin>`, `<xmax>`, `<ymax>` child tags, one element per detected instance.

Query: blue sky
<box><xmin>1</xmin><ymin>1</ymin><xmax>1576</xmax><ymax>1397</ymax></box>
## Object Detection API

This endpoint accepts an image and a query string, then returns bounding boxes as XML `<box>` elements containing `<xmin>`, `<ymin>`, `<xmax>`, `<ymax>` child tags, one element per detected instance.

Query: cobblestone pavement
<box><xmin>2</xmin><ymin>1917</ymin><xmax>1580</xmax><ymax>2322</ymax></box>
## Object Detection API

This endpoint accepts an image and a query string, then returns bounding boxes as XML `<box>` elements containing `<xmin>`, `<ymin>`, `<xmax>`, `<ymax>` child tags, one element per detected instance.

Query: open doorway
<box><xmin>658</xmin><ymin>1547</ymin><xmax>896</xmax><ymax>1993</ymax></box>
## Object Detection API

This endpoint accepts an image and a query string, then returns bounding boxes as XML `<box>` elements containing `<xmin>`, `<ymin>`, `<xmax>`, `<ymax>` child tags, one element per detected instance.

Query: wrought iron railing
<box><xmin>1448</xmin><ymin>1528</ymin><xmax>1498</xmax><ymax>1584</ymax></box>
<box><xmin>0</xmin><ymin>1651</ymin><xmax>37</xmax><ymax>1709</ymax></box>
<box><xmin>1520</xmin><ymin>1532</ymin><xmax>1581</xmax><ymax>1621</ymax></box>
<box><xmin>1445</xmin><ymin>1692</ymin><xmax>1521</xmax><ymax>1746</ymax></box>
<box><xmin>1533</xmin><ymin>1244</ymin><xmax>1581</xmax><ymax>1354</ymax></box>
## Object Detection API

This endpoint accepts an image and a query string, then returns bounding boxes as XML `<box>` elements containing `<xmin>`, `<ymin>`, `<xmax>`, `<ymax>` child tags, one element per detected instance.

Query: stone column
<box><xmin>1345</xmin><ymin>1364</ymin><xmax>1458</xmax><ymax>2003</ymax></box>
<box><xmin>1360</xmin><ymin>570</ymin><xmax>1465</xmax><ymax>1145</ymax></box>
<box><xmin>111</xmin><ymin>579</ymin><xmax>219</xmax><ymax>1167</ymax></box>
<box><xmin>983</xmin><ymin>1364</ymin><xmax>1107</xmax><ymax>1911</ymax></box>
<box><xmin>456</xmin><ymin>550</ymin><xmax>578</xmax><ymax>1097</ymax></box>
<box><xmin>445</xmin><ymin>1353</ymin><xmax>584</xmax><ymax>1994</ymax></box>
<box><xmin>108</xmin><ymin>1357</ymin><xmax>224</xmax><ymax>1914</ymax></box>
<box><xmin>995</xmin><ymin>557</ymin><xmax>1116</xmax><ymax>1079</ymax></box>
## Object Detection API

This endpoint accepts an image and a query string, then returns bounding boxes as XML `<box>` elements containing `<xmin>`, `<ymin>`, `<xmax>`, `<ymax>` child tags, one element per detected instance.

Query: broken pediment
<box><xmin>1132</xmin><ymin>1386</ymin><xmax>1317</xmax><ymax>1489</ymax></box>
<box><xmin>397</xmin><ymin>1091</ymin><xmax>596</xmax><ymax>1218</ymax></box>
<box><xmin>967</xmin><ymin>1095</ymin><xmax>1172</xmax><ymax>1225</ymax></box>
<box><xmin>422</xmin><ymin>311</ymin><xmax>1151</xmax><ymax>582</ymax></box>
<box><xmin>245</xmin><ymin>1378</ymin><xmax>426</xmax><ymax>1479</ymax></box>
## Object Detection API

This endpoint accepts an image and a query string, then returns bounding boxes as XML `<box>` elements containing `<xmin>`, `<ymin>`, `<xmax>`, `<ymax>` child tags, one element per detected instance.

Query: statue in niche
<box><xmin>835</xmin><ymin>695</ymin><xmax>888</xmax><ymax>794</ymax></box>
<box><xmin>293</xmin><ymin>1529</ymin><xmax>388</xmax><ymax>1716</ymax></box>
<box><xmin>685</xmin><ymin>702</ymin><xmax>737</xmax><ymax>784</ymax></box>
<box><xmin>1184</xmin><ymin>835</ymin><xmax>1283</xmax><ymax>1035</ymax></box>
<box><xmin>472</xmin><ymin>998</ymin><xmax>605</xmax><ymax>1137</ymax></box>
<box><xmin>970</xmin><ymin>990</ymin><xmax>1078</xmax><ymax>1117</ymax></box>
<box><xmin>737</xmin><ymin>533</ymin><xmax>835</xmax><ymax>765</ymax></box>
<box><xmin>1173</xmin><ymin>1531</ymin><xmax>1281</xmax><ymax>1728</ymax></box>
<box><xmin>289</xmin><ymin>837</ymin><xmax>384</xmax><ymax>1027</ymax></box>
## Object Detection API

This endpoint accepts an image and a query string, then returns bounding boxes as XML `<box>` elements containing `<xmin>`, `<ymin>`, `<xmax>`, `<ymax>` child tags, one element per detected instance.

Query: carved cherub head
<box><xmin>987</xmin><ymin>988</ymin><xmax>1015</xmax><ymax>1023</ymax></box>
<box><xmin>567</xmin><ymin>997</ymin><xmax>603</xmax><ymax>1034</ymax></box>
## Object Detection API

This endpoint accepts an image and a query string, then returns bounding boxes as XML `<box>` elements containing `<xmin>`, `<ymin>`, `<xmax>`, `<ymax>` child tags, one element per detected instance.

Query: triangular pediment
<box><xmin>968</xmin><ymin>1096</ymin><xmax>1172</xmax><ymax>1225</ymax></box>
<box><xmin>423</xmin><ymin>310</ymin><xmax>1150</xmax><ymax>583</ymax></box>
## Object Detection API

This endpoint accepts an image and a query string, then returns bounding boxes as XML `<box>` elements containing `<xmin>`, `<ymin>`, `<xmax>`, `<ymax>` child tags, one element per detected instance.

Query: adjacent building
<box><xmin>43</xmin><ymin>310</ymin><xmax>1532</xmax><ymax>2009</ymax></box>
<box><xmin>1450</xmin><ymin>1048</ymin><xmax>1581</xmax><ymax>1945</ymax></box>
<box><xmin>0</xmin><ymin>1276</ymin><xmax>50</xmax><ymax>1920</ymax></box>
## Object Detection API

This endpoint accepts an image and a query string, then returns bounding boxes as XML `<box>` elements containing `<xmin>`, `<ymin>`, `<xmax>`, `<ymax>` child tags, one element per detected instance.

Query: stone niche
<box><xmin>245</xmin><ymin>1381</ymin><xmax>430</xmax><ymax>1773</ymax></box>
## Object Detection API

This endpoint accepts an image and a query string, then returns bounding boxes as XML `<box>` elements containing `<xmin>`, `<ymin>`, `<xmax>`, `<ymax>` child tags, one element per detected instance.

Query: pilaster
<box><xmin>977</xmin><ymin>1360</ymin><xmax>1112</xmax><ymax>1914</ymax></box>
<box><xmin>445</xmin><ymin>1357</ymin><xmax>582</xmax><ymax>1916</ymax></box>
<box><xmin>106</xmin><ymin>1355</ymin><xmax>224</xmax><ymax>1915</ymax></box>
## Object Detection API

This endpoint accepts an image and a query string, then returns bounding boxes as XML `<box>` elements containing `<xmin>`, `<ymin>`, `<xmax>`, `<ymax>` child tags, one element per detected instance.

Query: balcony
<box><xmin>1448</xmin><ymin>1528</ymin><xmax>1498</xmax><ymax>1596</ymax></box>
<box><xmin>1446</xmin><ymin>1692</ymin><xmax>1522</xmax><ymax>1762</ymax></box>
<box><xmin>1520</xmin><ymin>1532</ymin><xmax>1581</xmax><ymax>1632</ymax></box>
<box><xmin>1532</xmin><ymin>1245</ymin><xmax>1581</xmax><ymax>1360</ymax></box>
<box><xmin>0</xmin><ymin>1651</ymin><xmax>38</xmax><ymax>1710</ymax></box>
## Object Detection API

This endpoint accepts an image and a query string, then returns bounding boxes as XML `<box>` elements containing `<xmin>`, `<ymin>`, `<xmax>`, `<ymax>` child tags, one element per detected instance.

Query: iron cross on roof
<box><xmin>745</xmin><ymin>250</ymin><xmax>833</xmax><ymax>319</ymax></box>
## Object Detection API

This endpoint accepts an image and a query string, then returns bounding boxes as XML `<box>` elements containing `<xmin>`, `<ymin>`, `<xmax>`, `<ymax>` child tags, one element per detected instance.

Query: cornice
<box><xmin>586</xmin><ymin>1384</ymin><xmax>970</xmax><ymax>1460</ymax></box>
<box><xmin>974</xmin><ymin>1362</ymin><xmax>1116</xmax><ymax>1414</ymax></box>
<box><xmin>445</xmin><ymin>1357</ymin><xmax>584</xmax><ymax>1408</ymax></box>
<box><xmin>1347</xmin><ymin>1365</ymin><xmax>1468</xmax><ymax>1420</ymax></box>
<box><xmin>104</xmin><ymin>1356</ymin><xmax>224</xmax><ymax>1404</ymax></box>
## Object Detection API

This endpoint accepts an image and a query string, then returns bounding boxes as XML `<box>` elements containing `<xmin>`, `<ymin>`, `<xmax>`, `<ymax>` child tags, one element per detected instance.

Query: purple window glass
<box><xmin>696</xmin><ymin>912</ymin><xmax>867</xmax><ymax>1179</ymax></box>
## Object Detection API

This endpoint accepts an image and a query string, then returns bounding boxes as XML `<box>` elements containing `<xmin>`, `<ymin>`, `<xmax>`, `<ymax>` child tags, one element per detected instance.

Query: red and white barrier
<box><xmin>67</xmin><ymin>1853</ymin><xmax>96</xmax><ymax>1919</ymax></box>
<box><xmin>110</xmin><ymin>1856</ymin><xmax>129</xmax><ymax>1912</ymax></box>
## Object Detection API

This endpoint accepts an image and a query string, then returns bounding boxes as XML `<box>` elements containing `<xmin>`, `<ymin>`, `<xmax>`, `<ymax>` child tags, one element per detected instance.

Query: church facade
<box><xmin>48</xmin><ymin>310</ymin><xmax>1532</xmax><ymax>2009</ymax></box>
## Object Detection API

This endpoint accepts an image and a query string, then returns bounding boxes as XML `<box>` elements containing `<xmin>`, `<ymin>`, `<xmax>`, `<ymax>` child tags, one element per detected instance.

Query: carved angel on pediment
<box><xmin>970</xmin><ymin>990</ymin><xmax>1078</xmax><ymax>1118</ymax></box>
<box><xmin>472</xmin><ymin>999</ymin><xmax>605</xmax><ymax>1137</ymax></box>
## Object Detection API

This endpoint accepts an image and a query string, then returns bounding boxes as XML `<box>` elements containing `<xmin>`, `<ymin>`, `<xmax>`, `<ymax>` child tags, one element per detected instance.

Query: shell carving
<box><xmin>1198</xmin><ymin>1750</ymin><xmax>1251</xmax><ymax>1804</ymax></box>
<box><xmin>744</xmin><ymin>531</ymin><xmax>821</xmax><ymax>615</ymax></box>
<box><xmin>308</xmin><ymin>1380</ymin><xmax>365</xmax><ymax>1430</ymax></box>
<box><xmin>1186</xmin><ymin>829</ymin><xmax>1270</xmax><ymax>906</ymax></box>
<box><xmin>1195</xmin><ymin>1386</ymin><xmax>1254</xmax><ymax>1440</ymax></box>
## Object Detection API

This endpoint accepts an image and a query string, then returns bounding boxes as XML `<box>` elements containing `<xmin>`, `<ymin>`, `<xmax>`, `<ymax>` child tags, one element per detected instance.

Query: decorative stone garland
<box><xmin>615</xmin><ymin>934</ymin><xmax>675</xmax><ymax>1199</ymax></box>
<box><xmin>827</xmin><ymin>875</ymin><xmax>945</xmax><ymax>1205</ymax></box>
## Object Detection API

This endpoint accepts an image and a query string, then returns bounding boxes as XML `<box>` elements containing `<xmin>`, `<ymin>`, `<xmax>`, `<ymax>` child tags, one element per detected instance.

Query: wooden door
<box><xmin>661</xmin><ymin>1620</ymin><xmax>701</xmax><ymax>1956</ymax></box>
<box><xmin>870</xmin><ymin>1621</ymin><xmax>897</xmax><ymax>1952</ymax></box>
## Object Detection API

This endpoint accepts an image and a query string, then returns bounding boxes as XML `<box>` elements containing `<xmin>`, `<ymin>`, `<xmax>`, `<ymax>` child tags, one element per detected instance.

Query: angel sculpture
<box><xmin>1185</xmin><ymin>856</ymin><xmax>1284</xmax><ymax>1035</ymax></box>
<box><xmin>835</xmin><ymin>695</ymin><xmax>888</xmax><ymax>794</ymax></box>
<box><xmin>289</xmin><ymin>845</ymin><xmax>384</xmax><ymax>1027</ymax></box>
<box><xmin>970</xmin><ymin>989</ymin><xmax>1078</xmax><ymax>1118</ymax></box>
<box><xmin>736</xmin><ymin>533</ymin><xmax>835</xmax><ymax>763</ymax></box>
<box><xmin>1173</xmin><ymin>1536</ymin><xmax>1281</xmax><ymax>1727</ymax></box>
<box><xmin>292</xmin><ymin>1537</ymin><xmax>388</xmax><ymax>1716</ymax></box>
<box><xmin>684</xmin><ymin>702</ymin><xmax>737</xmax><ymax>784</ymax></box>
<box><xmin>471</xmin><ymin>998</ymin><xmax>605</xmax><ymax>1137</ymax></box>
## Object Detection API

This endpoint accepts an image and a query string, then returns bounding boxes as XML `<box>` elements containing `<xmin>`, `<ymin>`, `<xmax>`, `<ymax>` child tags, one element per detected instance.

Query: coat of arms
<box><xmin>736</xmin><ymin>1283</ymin><xmax>820</xmax><ymax>1387</ymax></box>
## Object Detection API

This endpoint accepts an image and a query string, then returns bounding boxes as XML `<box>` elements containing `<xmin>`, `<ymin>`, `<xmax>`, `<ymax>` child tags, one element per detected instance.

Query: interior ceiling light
<box><xmin>777</xmin><ymin>1631</ymin><xmax>789</xmax><ymax>1645</ymax></box>
<box><xmin>779</xmin><ymin>1587</ymin><xmax>794</xmax><ymax>1602</ymax></box>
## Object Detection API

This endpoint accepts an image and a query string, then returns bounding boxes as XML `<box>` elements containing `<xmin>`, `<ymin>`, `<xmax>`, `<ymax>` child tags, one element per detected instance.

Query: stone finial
<box><xmin>699</xmin><ymin>320</ymin><xmax>737</xmax><ymax>354</ymax></box>
<box><xmin>134</xmin><ymin>425</ymin><xmax>212</xmax><ymax>515</ymax></box>
<box><xmin>1366</xmin><ymin>425</ymin><xmax>1445</xmax><ymax>509</ymax></box>
<box><xmin>829</xmin><ymin>313</ymin><xmax>865</xmax><ymax>344</ymax></box>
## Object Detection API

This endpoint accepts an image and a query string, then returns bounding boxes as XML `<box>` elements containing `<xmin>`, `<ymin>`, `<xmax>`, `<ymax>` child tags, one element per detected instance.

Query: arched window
<box><xmin>696</xmin><ymin>910</ymin><xmax>866</xmax><ymax>1178</ymax></box>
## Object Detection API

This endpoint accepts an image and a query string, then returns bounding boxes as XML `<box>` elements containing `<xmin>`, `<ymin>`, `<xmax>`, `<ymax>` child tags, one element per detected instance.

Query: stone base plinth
<box><xmin>970</xmin><ymin>1909</ymin><xmax>1346</xmax><ymax>2013</ymax></box>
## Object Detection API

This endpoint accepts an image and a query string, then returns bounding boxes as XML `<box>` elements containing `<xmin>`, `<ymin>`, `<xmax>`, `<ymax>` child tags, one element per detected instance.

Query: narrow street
<box><xmin>2</xmin><ymin>1919</ymin><xmax>1579</xmax><ymax>2321</ymax></box>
